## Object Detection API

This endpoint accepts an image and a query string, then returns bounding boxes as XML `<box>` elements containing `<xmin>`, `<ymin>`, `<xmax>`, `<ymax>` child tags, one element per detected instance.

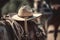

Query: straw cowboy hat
<box><xmin>12</xmin><ymin>6</ymin><xmax>42</xmax><ymax>21</ymax></box>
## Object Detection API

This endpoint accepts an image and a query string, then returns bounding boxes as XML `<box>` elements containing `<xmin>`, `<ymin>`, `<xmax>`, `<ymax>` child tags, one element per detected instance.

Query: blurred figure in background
<box><xmin>47</xmin><ymin>0</ymin><xmax>60</xmax><ymax>40</ymax></box>
<box><xmin>1</xmin><ymin>0</ymin><xmax>31</xmax><ymax>16</ymax></box>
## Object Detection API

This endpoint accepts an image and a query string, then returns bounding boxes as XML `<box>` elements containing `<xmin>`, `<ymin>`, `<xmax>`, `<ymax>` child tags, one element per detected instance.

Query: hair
<box><xmin>49</xmin><ymin>0</ymin><xmax>60</xmax><ymax>4</ymax></box>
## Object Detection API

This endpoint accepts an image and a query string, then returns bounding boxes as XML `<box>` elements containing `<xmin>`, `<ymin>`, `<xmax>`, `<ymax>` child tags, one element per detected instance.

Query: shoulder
<box><xmin>0</xmin><ymin>20</ymin><xmax>6</xmax><ymax>26</ymax></box>
<box><xmin>0</xmin><ymin>19</ymin><xmax>15</xmax><ymax>40</ymax></box>
<box><xmin>0</xmin><ymin>19</ymin><xmax>13</xmax><ymax>31</ymax></box>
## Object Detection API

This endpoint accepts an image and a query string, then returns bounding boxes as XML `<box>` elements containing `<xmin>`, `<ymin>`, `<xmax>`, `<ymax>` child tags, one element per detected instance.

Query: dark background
<box><xmin>0</xmin><ymin>0</ymin><xmax>9</xmax><ymax>18</ymax></box>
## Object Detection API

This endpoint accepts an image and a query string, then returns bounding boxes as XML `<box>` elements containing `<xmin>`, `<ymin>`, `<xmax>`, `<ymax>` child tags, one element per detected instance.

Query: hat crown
<box><xmin>18</xmin><ymin>6</ymin><xmax>33</xmax><ymax>17</ymax></box>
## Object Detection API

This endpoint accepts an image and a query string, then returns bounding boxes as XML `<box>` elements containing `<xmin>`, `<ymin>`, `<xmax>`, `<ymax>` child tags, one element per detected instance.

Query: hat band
<box><xmin>18</xmin><ymin>15</ymin><xmax>33</xmax><ymax>18</ymax></box>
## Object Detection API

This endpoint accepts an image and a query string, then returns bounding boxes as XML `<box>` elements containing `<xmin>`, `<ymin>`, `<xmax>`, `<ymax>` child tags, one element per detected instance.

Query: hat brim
<box><xmin>12</xmin><ymin>13</ymin><xmax>42</xmax><ymax>21</ymax></box>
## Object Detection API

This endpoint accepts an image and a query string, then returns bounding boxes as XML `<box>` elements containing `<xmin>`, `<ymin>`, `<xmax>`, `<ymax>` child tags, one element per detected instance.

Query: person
<box><xmin>12</xmin><ymin>6</ymin><xmax>43</xmax><ymax>40</ymax></box>
<box><xmin>0</xmin><ymin>6</ymin><xmax>44</xmax><ymax>40</ymax></box>
<box><xmin>47</xmin><ymin>0</ymin><xmax>60</xmax><ymax>40</ymax></box>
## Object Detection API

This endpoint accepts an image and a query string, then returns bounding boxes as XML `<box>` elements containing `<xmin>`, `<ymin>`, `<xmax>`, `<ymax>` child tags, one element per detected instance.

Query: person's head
<box><xmin>49</xmin><ymin>0</ymin><xmax>60</xmax><ymax>14</ymax></box>
<box><xmin>12</xmin><ymin>5</ymin><xmax>42</xmax><ymax>21</ymax></box>
<box><xmin>18</xmin><ymin>5</ymin><xmax>33</xmax><ymax>18</ymax></box>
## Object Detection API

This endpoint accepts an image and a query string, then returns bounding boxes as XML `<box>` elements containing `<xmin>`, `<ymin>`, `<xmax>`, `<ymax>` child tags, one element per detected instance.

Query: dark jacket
<box><xmin>0</xmin><ymin>19</ymin><xmax>42</xmax><ymax>40</ymax></box>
